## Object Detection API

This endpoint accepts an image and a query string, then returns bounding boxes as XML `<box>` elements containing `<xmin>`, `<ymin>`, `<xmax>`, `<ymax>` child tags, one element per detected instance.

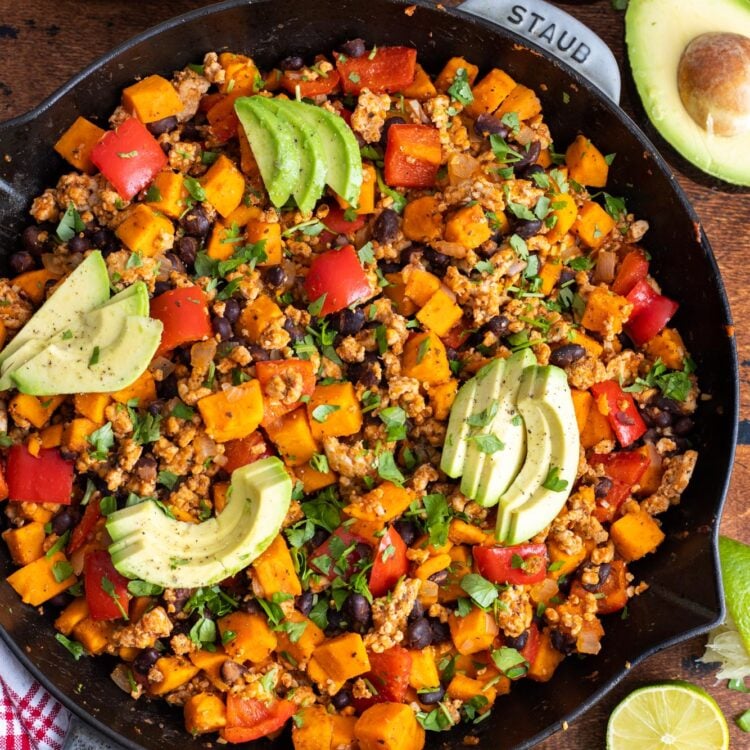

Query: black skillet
<box><xmin>0</xmin><ymin>1</ymin><xmax>738</xmax><ymax>748</ymax></box>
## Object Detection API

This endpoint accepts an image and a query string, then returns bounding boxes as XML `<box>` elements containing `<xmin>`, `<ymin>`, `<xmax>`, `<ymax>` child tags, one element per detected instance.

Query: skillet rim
<box><xmin>0</xmin><ymin>1</ymin><xmax>738</xmax><ymax>748</ymax></box>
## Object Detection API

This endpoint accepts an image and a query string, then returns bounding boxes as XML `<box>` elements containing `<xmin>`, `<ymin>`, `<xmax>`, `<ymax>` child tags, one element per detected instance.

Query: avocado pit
<box><xmin>677</xmin><ymin>32</ymin><xmax>750</xmax><ymax>137</ymax></box>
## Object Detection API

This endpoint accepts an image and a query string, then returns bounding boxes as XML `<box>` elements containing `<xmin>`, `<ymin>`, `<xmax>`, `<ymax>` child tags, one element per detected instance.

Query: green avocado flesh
<box><xmin>441</xmin><ymin>356</ymin><xmax>579</xmax><ymax>544</ymax></box>
<box><xmin>235</xmin><ymin>95</ymin><xmax>362</xmax><ymax>209</ymax></box>
<box><xmin>626</xmin><ymin>0</ymin><xmax>750</xmax><ymax>186</ymax></box>
<box><xmin>107</xmin><ymin>457</ymin><xmax>292</xmax><ymax>589</ymax></box>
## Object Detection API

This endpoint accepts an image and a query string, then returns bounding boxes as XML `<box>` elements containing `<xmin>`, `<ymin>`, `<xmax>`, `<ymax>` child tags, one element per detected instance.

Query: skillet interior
<box><xmin>0</xmin><ymin>1</ymin><xmax>737</xmax><ymax>748</ymax></box>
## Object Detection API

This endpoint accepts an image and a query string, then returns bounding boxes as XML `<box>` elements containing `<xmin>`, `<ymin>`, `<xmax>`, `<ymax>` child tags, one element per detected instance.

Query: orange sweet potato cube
<box><xmin>54</xmin><ymin>117</ymin><xmax>105</xmax><ymax>174</ymax></box>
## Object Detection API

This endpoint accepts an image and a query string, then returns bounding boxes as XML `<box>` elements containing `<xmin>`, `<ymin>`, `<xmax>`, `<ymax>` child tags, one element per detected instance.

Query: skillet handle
<box><xmin>458</xmin><ymin>0</ymin><xmax>622</xmax><ymax>103</ymax></box>
<box><xmin>64</xmin><ymin>715</ymin><xmax>126</xmax><ymax>750</ymax></box>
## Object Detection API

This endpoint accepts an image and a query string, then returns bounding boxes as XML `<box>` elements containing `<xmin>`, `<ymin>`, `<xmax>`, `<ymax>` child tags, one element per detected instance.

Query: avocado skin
<box><xmin>626</xmin><ymin>0</ymin><xmax>750</xmax><ymax>186</ymax></box>
<box><xmin>106</xmin><ymin>457</ymin><xmax>292</xmax><ymax>589</ymax></box>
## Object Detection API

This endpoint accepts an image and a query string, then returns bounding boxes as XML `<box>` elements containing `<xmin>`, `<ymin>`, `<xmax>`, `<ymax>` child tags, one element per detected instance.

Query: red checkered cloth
<box><xmin>0</xmin><ymin>637</ymin><xmax>70</xmax><ymax>750</ymax></box>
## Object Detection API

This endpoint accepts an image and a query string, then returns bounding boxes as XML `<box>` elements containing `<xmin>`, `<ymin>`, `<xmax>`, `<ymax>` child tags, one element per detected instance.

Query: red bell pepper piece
<box><xmin>90</xmin><ymin>118</ymin><xmax>167</xmax><ymax>200</ymax></box>
<box><xmin>68</xmin><ymin>497</ymin><xmax>102</xmax><ymax>555</ymax></box>
<box><xmin>590</xmin><ymin>381</ymin><xmax>648</xmax><ymax>447</ymax></box>
<box><xmin>590</xmin><ymin>451</ymin><xmax>650</xmax><ymax>522</ymax></box>
<box><xmin>6</xmin><ymin>445</ymin><xmax>74</xmax><ymax>505</ymax></box>
<box><xmin>441</xmin><ymin>323</ymin><xmax>471</xmax><ymax>350</ymax></box>
<box><xmin>84</xmin><ymin>549</ymin><xmax>131</xmax><ymax>621</ymax></box>
<box><xmin>369</xmin><ymin>527</ymin><xmax>408</xmax><ymax>597</ymax></box>
<box><xmin>626</xmin><ymin>278</ymin><xmax>660</xmax><ymax>319</ymax></box>
<box><xmin>280</xmin><ymin>69</ymin><xmax>341</xmax><ymax>98</ymax></box>
<box><xmin>256</xmin><ymin>359</ymin><xmax>316</xmax><ymax>425</ymax></box>
<box><xmin>520</xmin><ymin>622</ymin><xmax>541</xmax><ymax>669</ymax></box>
<box><xmin>223</xmin><ymin>432</ymin><xmax>274</xmax><ymax>475</ymax></box>
<box><xmin>310</xmin><ymin>527</ymin><xmax>369</xmax><ymax>579</ymax></box>
<box><xmin>353</xmin><ymin>646</ymin><xmax>412</xmax><ymax>711</ymax></box>
<box><xmin>150</xmin><ymin>286</ymin><xmax>212</xmax><ymax>356</ymax></box>
<box><xmin>384</xmin><ymin>124</ymin><xmax>442</xmax><ymax>188</ymax></box>
<box><xmin>303</xmin><ymin>245</ymin><xmax>371</xmax><ymax>316</ymax></box>
<box><xmin>221</xmin><ymin>696</ymin><xmax>296</xmax><ymax>743</ymax></box>
<box><xmin>323</xmin><ymin>206</ymin><xmax>367</xmax><ymax>235</ymax></box>
<box><xmin>627</xmin><ymin>295</ymin><xmax>679</xmax><ymax>346</ymax></box>
<box><xmin>336</xmin><ymin>46</ymin><xmax>418</xmax><ymax>95</ymax></box>
<box><xmin>612</xmin><ymin>249</ymin><xmax>649</xmax><ymax>296</ymax></box>
<box><xmin>473</xmin><ymin>544</ymin><xmax>549</xmax><ymax>585</ymax></box>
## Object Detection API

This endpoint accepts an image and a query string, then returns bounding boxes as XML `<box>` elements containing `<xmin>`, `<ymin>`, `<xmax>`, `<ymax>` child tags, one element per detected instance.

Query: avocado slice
<box><xmin>440</xmin><ymin>377</ymin><xmax>478</xmax><ymax>478</ymax></box>
<box><xmin>626</xmin><ymin>0</ymin><xmax>750</xmax><ymax>185</ymax></box>
<box><xmin>279</xmin><ymin>99</ymin><xmax>363</xmax><ymax>206</ymax></box>
<box><xmin>460</xmin><ymin>358</ymin><xmax>507</xmax><ymax>500</ymax></box>
<box><xmin>234</xmin><ymin>96</ymin><xmax>301</xmax><ymax>207</ymax></box>
<box><xmin>474</xmin><ymin>349</ymin><xmax>536</xmax><ymax>507</ymax></box>
<box><xmin>0</xmin><ymin>251</ymin><xmax>110</xmax><ymax>371</ymax></box>
<box><xmin>257</xmin><ymin>98</ymin><xmax>327</xmax><ymax>214</ymax></box>
<box><xmin>496</xmin><ymin>365</ymin><xmax>579</xmax><ymax>544</ymax></box>
<box><xmin>107</xmin><ymin>457</ymin><xmax>292</xmax><ymax>588</ymax></box>
<box><xmin>11</xmin><ymin>289</ymin><xmax>161</xmax><ymax>395</ymax></box>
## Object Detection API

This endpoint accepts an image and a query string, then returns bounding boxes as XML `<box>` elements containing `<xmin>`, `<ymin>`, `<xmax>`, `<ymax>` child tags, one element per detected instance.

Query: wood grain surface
<box><xmin>1</xmin><ymin>1</ymin><xmax>748</xmax><ymax>747</ymax></box>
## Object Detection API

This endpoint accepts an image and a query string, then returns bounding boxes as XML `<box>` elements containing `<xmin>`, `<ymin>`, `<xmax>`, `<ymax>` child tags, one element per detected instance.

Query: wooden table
<box><xmin>1</xmin><ymin>0</ymin><xmax>748</xmax><ymax>746</ymax></box>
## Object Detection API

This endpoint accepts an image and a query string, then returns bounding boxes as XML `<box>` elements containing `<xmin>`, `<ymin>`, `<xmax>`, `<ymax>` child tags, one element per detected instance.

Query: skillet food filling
<box><xmin>0</xmin><ymin>42</ymin><xmax>700</xmax><ymax>745</ymax></box>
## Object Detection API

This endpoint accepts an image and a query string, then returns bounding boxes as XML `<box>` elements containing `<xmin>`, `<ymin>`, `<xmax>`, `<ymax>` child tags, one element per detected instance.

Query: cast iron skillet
<box><xmin>0</xmin><ymin>1</ymin><xmax>738</xmax><ymax>748</ymax></box>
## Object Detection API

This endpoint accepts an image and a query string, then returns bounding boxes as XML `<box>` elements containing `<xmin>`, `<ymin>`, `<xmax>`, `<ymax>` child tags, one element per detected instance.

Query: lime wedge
<box><xmin>606</xmin><ymin>681</ymin><xmax>729</xmax><ymax>750</ymax></box>
<box><xmin>719</xmin><ymin>535</ymin><xmax>750</xmax><ymax>656</ymax></box>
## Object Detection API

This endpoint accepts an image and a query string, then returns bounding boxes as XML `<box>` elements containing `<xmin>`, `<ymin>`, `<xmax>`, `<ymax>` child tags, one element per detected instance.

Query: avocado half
<box><xmin>626</xmin><ymin>0</ymin><xmax>750</xmax><ymax>186</ymax></box>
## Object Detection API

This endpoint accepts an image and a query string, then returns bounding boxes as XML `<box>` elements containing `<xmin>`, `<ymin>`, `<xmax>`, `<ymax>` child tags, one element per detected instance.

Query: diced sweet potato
<box><xmin>611</xmin><ymin>509</ymin><xmax>665</xmax><ymax>561</ymax></box>
<box><xmin>408</xmin><ymin>648</ymin><xmax>440</xmax><ymax>690</ymax></box>
<box><xmin>635</xmin><ymin>443</ymin><xmax>663</xmax><ymax>496</ymax></box>
<box><xmin>569</xmin><ymin>329</ymin><xmax>603</xmax><ymax>358</ymax></box>
<box><xmin>447</xmin><ymin>674</ymin><xmax>496</xmax><ymax>709</ymax></box>
<box><xmin>416</xmin><ymin>289</ymin><xmax>462</xmax><ymax>337</ymax></box>
<box><xmin>200</xmin><ymin>155</ymin><xmax>245</xmax><ymax>218</ymax></box>
<box><xmin>54</xmin><ymin>597</ymin><xmax>89</xmax><ymax>636</ymax></box>
<box><xmin>570</xmin><ymin>388</ymin><xmax>592</xmax><ymax>434</ymax></box>
<box><xmin>331</xmin><ymin>715</ymin><xmax>358</xmax><ymax>750</ymax></box>
<box><xmin>246</xmin><ymin>220</ymin><xmax>283</xmax><ymax>266</ymax></box>
<box><xmin>74</xmin><ymin>393</ymin><xmax>111</xmax><ymax>424</ymax></box>
<box><xmin>345</xmin><ymin>482</ymin><xmax>413</xmax><ymax>523</ymax></box>
<box><xmin>252</xmin><ymin>534</ymin><xmax>301</xmax><ymax>597</ymax></box>
<box><xmin>337</xmin><ymin>163</ymin><xmax>376</xmax><ymax>215</ymax></box>
<box><xmin>547</xmin><ymin>538</ymin><xmax>587</xmax><ymax>578</ymax></box>
<box><xmin>54</xmin><ymin>117</ymin><xmax>105</xmax><ymax>173</ymax></box>
<box><xmin>308</xmin><ymin>382</ymin><xmax>363</xmax><ymax>440</ymax></box>
<box><xmin>643</xmin><ymin>328</ymin><xmax>687</xmax><ymax>370</ymax></box>
<box><xmin>566</xmin><ymin>135</ymin><xmax>609</xmax><ymax>188</ymax></box>
<box><xmin>309</xmin><ymin>632</ymin><xmax>370</xmax><ymax>684</ymax></box>
<box><xmin>2</xmin><ymin>522</ymin><xmax>46</xmax><ymax>565</ymax></box>
<box><xmin>496</xmin><ymin>84</ymin><xmax>542</xmax><ymax>120</ymax></box>
<box><xmin>402</xmin><ymin>332</ymin><xmax>451</xmax><ymax>385</ymax></box>
<box><xmin>207</xmin><ymin>222</ymin><xmax>237</xmax><ymax>261</ymax></box>
<box><xmin>237</xmin><ymin>294</ymin><xmax>284</xmax><ymax>343</ymax></box>
<box><xmin>401</xmin><ymin>64</ymin><xmax>437</xmax><ymax>100</ymax></box>
<box><xmin>148</xmin><ymin>656</ymin><xmax>200</xmax><ymax>696</ymax></box>
<box><xmin>292</xmin><ymin>705</ymin><xmax>333</xmax><ymax>750</ymax></box>
<box><xmin>111</xmin><ymin>369</ymin><xmax>156</xmax><ymax>406</ymax></box>
<box><xmin>9</xmin><ymin>394</ymin><xmax>65</xmax><ymax>429</ymax></box>
<box><xmin>449</xmin><ymin>607</ymin><xmax>499</xmax><ymax>655</ymax></box>
<box><xmin>384</xmin><ymin>272</ymin><xmax>418</xmax><ymax>316</ymax></box>
<box><xmin>276</xmin><ymin>611</ymin><xmax>325</xmax><ymax>665</ymax></box>
<box><xmin>197</xmin><ymin>380</ymin><xmax>264</xmax><ymax>442</ymax></box>
<box><xmin>122</xmin><ymin>75</ymin><xmax>183</xmax><ymax>123</ymax></box>
<box><xmin>402</xmin><ymin>196</ymin><xmax>444</xmax><ymax>243</ymax></box>
<box><xmin>218</xmin><ymin>612</ymin><xmax>277</xmax><ymax>663</ymax></box>
<box><xmin>580</xmin><ymin>397</ymin><xmax>614</xmax><ymax>449</ymax></box>
<box><xmin>428</xmin><ymin>379</ymin><xmax>458</xmax><ymax>421</ymax></box>
<box><xmin>466</xmin><ymin>68</ymin><xmax>516</xmax><ymax>118</ymax></box>
<box><xmin>7</xmin><ymin>551</ymin><xmax>76</xmax><ymax>606</ymax></box>
<box><xmin>444</xmin><ymin>203</ymin><xmax>492</xmax><ymax>251</ymax></box>
<box><xmin>573</xmin><ymin>201</ymin><xmax>616</xmax><ymax>249</ymax></box>
<box><xmin>146</xmin><ymin>170</ymin><xmax>187</xmax><ymax>219</ymax></box>
<box><xmin>538</xmin><ymin>261</ymin><xmax>563</xmax><ymax>295</ymax></box>
<box><xmin>294</xmin><ymin>461</ymin><xmax>337</xmax><ymax>493</ymax></box>
<box><xmin>403</xmin><ymin>267</ymin><xmax>441</xmax><ymax>306</ymax></box>
<box><xmin>415</xmin><ymin>553</ymin><xmax>452</xmax><ymax>581</ymax></box>
<box><xmin>355</xmin><ymin>703</ymin><xmax>425</xmax><ymax>750</ymax></box>
<box><xmin>13</xmin><ymin>269</ymin><xmax>61</xmax><ymax>305</ymax></box>
<box><xmin>527</xmin><ymin>630</ymin><xmax>565</xmax><ymax>682</ymax></box>
<box><xmin>545</xmin><ymin>192</ymin><xmax>577</xmax><ymax>243</ymax></box>
<box><xmin>184</xmin><ymin>693</ymin><xmax>227</xmax><ymax>735</ymax></box>
<box><xmin>115</xmin><ymin>204</ymin><xmax>175</xmax><ymax>257</ymax></box>
<box><xmin>265</xmin><ymin>407</ymin><xmax>318</xmax><ymax>467</ymax></box>
<box><xmin>581</xmin><ymin>287</ymin><xmax>631</xmax><ymax>335</ymax></box>
<box><xmin>188</xmin><ymin>649</ymin><xmax>229</xmax><ymax>691</ymax></box>
<box><xmin>435</xmin><ymin>57</ymin><xmax>479</xmax><ymax>92</ymax></box>
<box><xmin>72</xmin><ymin>617</ymin><xmax>113</xmax><ymax>655</ymax></box>
<box><xmin>62</xmin><ymin>417</ymin><xmax>98</xmax><ymax>453</ymax></box>
<box><xmin>40</xmin><ymin>424</ymin><xmax>64</xmax><ymax>449</ymax></box>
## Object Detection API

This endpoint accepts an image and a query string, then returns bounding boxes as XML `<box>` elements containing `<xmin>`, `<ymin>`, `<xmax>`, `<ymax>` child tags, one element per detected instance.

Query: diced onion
<box><xmin>191</xmin><ymin>341</ymin><xmax>217</xmax><ymax>369</ymax></box>
<box><xmin>447</xmin><ymin>153</ymin><xmax>479</xmax><ymax>185</ymax></box>
<box><xmin>530</xmin><ymin>577</ymin><xmax>559</xmax><ymax>605</ymax></box>
<box><xmin>593</xmin><ymin>250</ymin><xmax>617</xmax><ymax>284</ymax></box>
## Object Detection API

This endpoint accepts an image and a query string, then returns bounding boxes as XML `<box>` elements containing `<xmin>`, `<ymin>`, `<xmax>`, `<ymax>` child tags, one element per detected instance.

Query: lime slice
<box><xmin>719</xmin><ymin>535</ymin><xmax>750</xmax><ymax>655</ymax></box>
<box><xmin>606</xmin><ymin>681</ymin><xmax>729</xmax><ymax>750</ymax></box>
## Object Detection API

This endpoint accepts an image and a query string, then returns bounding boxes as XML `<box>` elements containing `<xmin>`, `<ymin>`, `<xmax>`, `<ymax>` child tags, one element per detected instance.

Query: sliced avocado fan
<box><xmin>235</xmin><ymin>95</ymin><xmax>362</xmax><ymax>209</ymax></box>
<box><xmin>107</xmin><ymin>457</ymin><xmax>292</xmax><ymax>589</ymax></box>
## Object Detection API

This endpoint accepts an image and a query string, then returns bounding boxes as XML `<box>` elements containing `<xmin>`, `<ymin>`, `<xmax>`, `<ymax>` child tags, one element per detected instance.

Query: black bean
<box><xmin>594</xmin><ymin>477</ymin><xmax>613</xmax><ymax>499</ymax></box>
<box><xmin>263</xmin><ymin>265</ymin><xmax>287</xmax><ymax>288</ymax></box>
<box><xmin>399</xmin><ymin>245</ymin><xmax>423</xmax><ymax>266</ymax></box>
<box><xmin>512</xmin><ymin>141</ymin><xmax>542</xmax><ymax>174</ymax></box>
<box><xmin>157</xmin><ymin>374</ymin><xmax>179</xmax><ymax>399</ymax></box>
<box><xmin>504</xmin><ymin>630</ymin><xmax>529</xmax><ymax>651</ymax></box>
<box><xmin>581</xmin><ymin>562</ymin><xmax>612</xmax><ymax>593</ymax></box>
<box><xmin>423</xmin><ymin>248</ymin><xmax>451</xmax><ymax>274</ymax></box>
<box><xmin>372</xmin><ymin>208</ymin><xmax>400</xmax><ymax>244</ymax></box>
<box><xmin>177</xmin><ymin>236</ymin><xmax>198</xmax><ymax>267</ymax></box>
<box><xmin>549</xmin><ymin>344</ymin><xmax>586</xmax><ymax>368</ymax></box>
<box><xmin>283</xmin><ymin>318</ymin><xmax>305</xmax><ymax>344</ymax></box>
<box><xmin>558</xmin><ymin>268</ymin><xmax>576</xmax><ymax>287</ymax></box>
<box><xmin>429</xmin><ymin>619</ymin><xmax>451</xmax><ymax>644</ymax></box>
<box><xmin>247</xmin><ymin>345</ymin><xmax>271</xmax><ymax>362</ymax></box>
<box><xmin>380</xmin><ymin>261</ymin><xmax>402</xmax><ymax>275</ymax></box>
<box><xmin>325</xmin><ymin>607</ymin><xmax>346</xmax><ymax>637</ymax></box>
<box><xmin>642</xmin><ymin>428</ymin><xmax>659</xmax><ymax>444</ymax></box>
<box><xmin>212</xmin><ymin>316</ymin><xmax>233</xmax><ymax>340</ymax></box>
<box><xmin>474</xmin><ymin>114</ymin><xmax>509</xmax><ymax>139</ymax></box>
<box><xmin>22</xmin><ymin>225</ymin><xmax>46</xmax><ymax>255</ymax></box>
<box><xmin>340</xmin><ymin>38</ymin><xmax>367</xmax><ymax>58</ymax></box>
<box><xmin>514</xmin><ymin>219</ymin><xmax>542</xmax><ymax>239</ymax></box>
<box><xmin>331</xmin><ymin>308</ymin><xmax>365</xmax><ymax>336</ymax></box>
<box><xmin>550</xmin><ymin>629</ymin><xmax>576</xmax><ymax>655</ymax></box>
<box><xmin>419</xmin><ymin>686</ymin><xmax>445</xmax><ymax>705</ymax></box>
<box><xmin>90</xmin><ymin>228</ymin><xmax>119</xmax><ymax>254</ymax></box>
<box><xmin>153</xmin><ymin>280</ymin><xmax>171</xmax><ymax>296</ymax></box>
<box><xmin>147</xmin><ymin>116</ymin><xmax>178</xmax><ymax>137</ymax></box>
<box><xmin>406</xmin><ymin>617</ymin><xmax>433</xmax><ymax>649</ymax></box>
<box><xmin>428</xmin><ymin>569</ymin><xmax>448</xmax><ymax>585</ymax></box>
<box><xmin>68</xmin><ymin>235</ymin><xmax>90</xmax><ymax>254</ymax></box>
<box><xmin>279</xmin><ymin>55</ymin><xmax>305</xmax><ymax>71</ymax></box>
<box><xmin>331</xmin><ymin>689</ymin><xmax>352</xmax><ymax>709</ymax></box>
<box><xmin>181</xmin><ymin>123</ymin><xmax>202</xmax><ymax>142</ymax></box>
<box><xmin>47</xmin><ymin>592</ymin><xmax>72</xmax><ymax>608</ymax></box>
<box><xmin>223</xmin><ymin>298</ymin><xmax>241</xmax><ymax>324</ymax></box>
<box><xmin>393</xmin><ymin>519</ymin><xmax>418</xmax><ymax>547</ymax></box>
<box><xmin>52</xmin><ymin>508</ymin><xmax>79</xmax><ymax>536</ymax></box>
<box><xmin>10</xmin><ymin>252</ymin><xmax>35</xmax><ymax>275</ymax></box>
<box><xmin>240</xmin><ymin>598</ymin><xmax>263</xmax><ymax>615</ymax></box>
<box><xmin>344</xmin><ymin>593</ymin><xmax>371</xmax><ymax>630</ymax></box>
<box><xmin>650</xmin><ymin>408</ymin><xmax>673</xmax><ymax>428</ymax></box>
<box><xmin>598</xmin><ymin>562</ymin><xmax>612</xmax><ymax>585</ymax></box>
<box><xmin>355</xmin><ymin>542</ymin><xmax>372</xmax><ymax>565</ymax></box>
<box><xmin>310</xmin><ymin>529</ymin><xmax>329</xmax><ymax>549</ymax></box>
<box><xmin>380</xmin><ymin>116</ymin><xmax>406</xmax><ymax>146</ymax></box>
<box><xmin>221</xmin><ymin>660</ymin><xmax>248</xmax><ymax>685</ymax></box>
<box><xmin>133</xmin><ymin>648</ymin><xmax>160</xmax><ymax>676</ymax></box>
<box><xmin>347</xmin><ymin>360</ymin><xmax>379</xmax><ymax>387</ymax></box>
<box><xmin>653</xmin><ymin>396</ymin><xmax>682</xmax><ymax>414</ymax></box>
<box><xmin>519</xmin><ymin>164</ymin><xmax>545</xmax><ymax>181</ymax></box>
<box><xmin>409</xmin><ymin>599</ymin><xmax>425</xmax><ymax>622</ymax></box>
<box><xmin>134</xmin><ymin>454</ymin><xmax>157</xmax><ymax>482</ymax></box>
<box><xmin>165</xmin><ymin>252</ymin><xmax>186</xmax><ymax>274</ymax></box>
<box><xmin>673</xmin><ymin>416</ymin><xmax>694</xmax><ymax>436</ymax></box>
<box><xmin>296</xmin><ymin>591</ymin><xmax>314</xmax><ymax>616</ymax></box>
<box><xmin>181</xmin><ymin>205</ymin><xmax>210</xmax><ymax>237</ymax></box>
<box><xmin>485</xmin><ymin>315</ymin><xmax>510</xmax><ymax>337</ymax></box>
<box><xmin>445</xmin><ymin>347</ymin><xmax>458</xmax><ymax>362</ymax></box>
<box><xmin>160</xmin><ymin>140</ymin><xmax>172</xmax><ymax>155</ymax></box>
